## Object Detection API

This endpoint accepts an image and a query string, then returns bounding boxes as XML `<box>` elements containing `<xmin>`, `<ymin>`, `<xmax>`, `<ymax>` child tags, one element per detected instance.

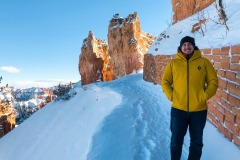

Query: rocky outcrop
<box><xmin>79</xmin><ymin>12</ymin><xmax>155</xmax><ymax>85</ymax></box>
<box><xmin>172</xmin><ymin>0</ymin><xmax>214</xmax><ymax>23</ymax></box>
<box><xmin>108</xmin><ymin>12</ymin><xmax>155</xmax><ymax>79</ymax></box>
<box><xmin>78</xmin><ymin>31</ymin><xmax>111</xmax><ymax>85</ymax></box>
<box><xmin>0</xmin><ymin>102</ymin><xmax>15</xmax><ymax>138</ymax></box>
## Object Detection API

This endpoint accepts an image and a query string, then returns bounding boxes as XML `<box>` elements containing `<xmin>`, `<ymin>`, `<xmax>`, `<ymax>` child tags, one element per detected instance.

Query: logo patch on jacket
<box><xmin>198</xmin><ymin>66</ymin><xmax>201</xmax><ymax>70</ymax></box>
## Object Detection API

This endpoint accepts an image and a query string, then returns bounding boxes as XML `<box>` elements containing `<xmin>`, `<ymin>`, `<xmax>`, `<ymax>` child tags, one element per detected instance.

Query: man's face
<box><xmin>181</xmin><ymin>42</ymin><xmax>194</xmax><ymax>55</ymax></box>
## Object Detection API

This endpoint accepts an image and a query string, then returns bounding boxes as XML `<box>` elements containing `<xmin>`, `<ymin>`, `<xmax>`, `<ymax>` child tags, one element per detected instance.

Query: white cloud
<box><xmin>0</xmin><ymin>66</ymin><xmax>20</xmax><ymax>73</ymax></box>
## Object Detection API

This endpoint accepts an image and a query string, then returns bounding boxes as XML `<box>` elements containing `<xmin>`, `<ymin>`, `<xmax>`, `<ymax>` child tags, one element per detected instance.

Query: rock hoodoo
<box><xmin>108</xmin><ymin>12</ymin><xmax>155</xmax><ymax>79</ymax></box>
<box><xmin>78</xmin><ymin>31</ymin><xmax>111</xmax><ymax>85</ymax></box>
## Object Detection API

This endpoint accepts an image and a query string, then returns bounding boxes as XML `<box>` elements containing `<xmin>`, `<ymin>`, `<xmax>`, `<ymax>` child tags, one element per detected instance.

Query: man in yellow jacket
<box><xmin>162</xmin><ymin>36</ymin><xmax>218</xmax><ymax>160</ymax></box>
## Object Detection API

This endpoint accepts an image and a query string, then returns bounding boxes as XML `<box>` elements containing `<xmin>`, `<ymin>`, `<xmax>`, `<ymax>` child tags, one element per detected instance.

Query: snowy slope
<box><xmin>0</xmin><ymin>84</ymin><xmax>122</xmax><ymax>160</ymax></box>
<box><xmin>0</xmin><ymin>74</ymin><xmax>239</xmax><ymax>160</ymax></box>
<box><xmin>148</xmin><ymin>0</ymin><xmax>240</xmax><ymax>55</ymax></box>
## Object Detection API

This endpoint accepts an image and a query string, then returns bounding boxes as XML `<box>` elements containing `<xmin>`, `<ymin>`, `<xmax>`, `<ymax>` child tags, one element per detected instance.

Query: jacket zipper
<box><xmin>187</xmin><ymin>60</ymin><xmax>189</xmax><ymax>112</ymax></box>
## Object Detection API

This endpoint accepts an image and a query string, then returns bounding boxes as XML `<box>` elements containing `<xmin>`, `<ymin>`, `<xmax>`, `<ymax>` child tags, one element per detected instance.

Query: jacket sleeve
<box><xmin>204</xmin><ymin>59</ymin><xmax>218</xmax><ymax>100</ymax></box>
<box><xmin>162</xmin><ymin>61</ymin><xmax>173</xmax><ymax>101</ymax></box>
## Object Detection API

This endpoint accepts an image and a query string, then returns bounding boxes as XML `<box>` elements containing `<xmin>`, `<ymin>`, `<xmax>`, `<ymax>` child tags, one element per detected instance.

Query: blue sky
<box><xmin>0</xmin><ymin>0</ymin><xmax>172</xmax><ymax>87</ymax></box>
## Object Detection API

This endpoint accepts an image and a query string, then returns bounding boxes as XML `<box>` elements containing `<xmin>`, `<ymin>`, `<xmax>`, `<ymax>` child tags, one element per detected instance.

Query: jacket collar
<box><xmin>176</xmin><ymin>50</ymin><xmax>201</xmax><ymax>61</ymax></box>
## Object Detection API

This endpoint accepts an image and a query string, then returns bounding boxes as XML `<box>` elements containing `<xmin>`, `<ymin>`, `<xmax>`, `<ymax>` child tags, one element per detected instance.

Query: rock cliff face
<box><xmin>79</xmin><ymin>31</ymin><xmax>111</xmax><ymax>85</ymax></box>
<box><xmin>79</xmin><ymin>12</ymin><xmax>155</xmax><ymax>85</ymax></box>
<box><xmin>108</xmin><ymin>12</ymin><xmax>155</xmax><ymax>78</ymax></box>
<box><xmin>172</xmin><ymin>0</ymin><xmax>214</xmax><ymax>23</ymax></box>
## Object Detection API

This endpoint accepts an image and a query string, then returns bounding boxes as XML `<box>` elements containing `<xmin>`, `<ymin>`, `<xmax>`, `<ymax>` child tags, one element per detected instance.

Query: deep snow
<box><xmin>0</xmin><ymin>74</ymin><xmax>239</xmax><ymax>160</ymax></box>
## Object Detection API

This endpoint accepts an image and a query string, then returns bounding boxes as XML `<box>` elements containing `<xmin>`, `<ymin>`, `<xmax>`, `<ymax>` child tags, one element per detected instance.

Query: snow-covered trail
<box><xmin>88</xmin><ymin>74</ymin><xmax>240</xmax><ymax>160</ymax></box>
<box><xmin>87</xmin><ymin>74</ymin><xmax>172</xmax><ymax>160</ymax></box>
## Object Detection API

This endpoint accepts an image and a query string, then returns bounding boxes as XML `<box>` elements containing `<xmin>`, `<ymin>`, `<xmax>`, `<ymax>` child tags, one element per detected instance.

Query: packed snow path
<box><xmin>87</xmin><ymin>74</ymin><xmax>172</xmax><ymax>160</ymax></box>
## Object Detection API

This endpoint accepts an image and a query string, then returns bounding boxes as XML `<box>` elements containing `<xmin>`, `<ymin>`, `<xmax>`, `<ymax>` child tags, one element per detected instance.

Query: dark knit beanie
<box><xmin>180</xmin><ymin>36</ymin><xmax>195</xmax><ymax>47</ymax></box>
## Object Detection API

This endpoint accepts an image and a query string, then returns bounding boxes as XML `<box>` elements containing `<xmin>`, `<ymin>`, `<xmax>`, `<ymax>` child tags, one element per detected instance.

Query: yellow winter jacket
<box><xmin>162</xmin><ymin>50</ymin><xmax>218</xmax><ymax>112</ymax></box>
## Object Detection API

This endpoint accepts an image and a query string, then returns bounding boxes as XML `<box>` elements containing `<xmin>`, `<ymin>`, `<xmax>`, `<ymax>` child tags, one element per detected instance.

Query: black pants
<box><xmin>170</xmin><ymin>108</ymin><xmax>207</xmax><ymax>160</ymax></box>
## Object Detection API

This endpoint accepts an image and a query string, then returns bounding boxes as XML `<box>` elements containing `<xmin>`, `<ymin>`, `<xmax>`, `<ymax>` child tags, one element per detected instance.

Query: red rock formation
<box><xmin>79</xmin><ymin>12</ymin><xmax>155</xmax><ymax>85</ymax></box>
<box><xmin>0</xmin><ymin>102</ymin><xmax>15</xmax><ymax>138</ymax></box>
<box><xmin>79</xmin><ymin>31</ymin><xmax>110</xmax><ymax>85</ymax></box>
<box><xmin>172</xmin><ymin>0</ymin><xmax>214</xmax><ymax>23</ymax></box>
<box><xmin>108</xmin><ymin>12</ymin><xmax>155</xmax><ymax>79</ymax></box>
